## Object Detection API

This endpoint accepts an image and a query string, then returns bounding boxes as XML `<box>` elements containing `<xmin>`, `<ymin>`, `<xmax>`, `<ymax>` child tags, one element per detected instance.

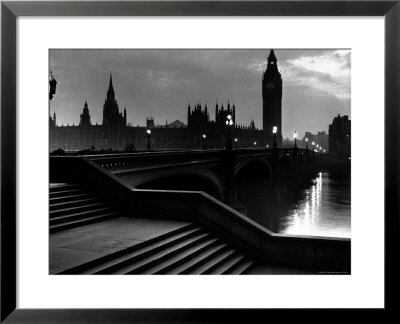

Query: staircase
<box><xmin>50</xmin><ymin>183</ymin><xmax>121</xmax><ymax>233</ymax></box>
<box><xmin>58</xmin><ymin>223</ymin><xmax>256</xmax><ymax>275</ymax></box>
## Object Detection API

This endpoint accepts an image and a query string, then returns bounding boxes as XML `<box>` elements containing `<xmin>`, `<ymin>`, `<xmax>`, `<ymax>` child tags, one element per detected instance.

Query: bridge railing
<box><xmin>85</xmin><ymin>147</ymin><xmax>313</xmax><ymax>171</ymax></box>
<box><xmin>86</xmin><ymin>149</ymin><xmax>227</xmax><ymax>170</ymax></box>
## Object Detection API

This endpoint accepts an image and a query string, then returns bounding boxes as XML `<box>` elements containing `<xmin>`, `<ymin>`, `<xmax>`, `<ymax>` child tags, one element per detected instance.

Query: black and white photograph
<box><xmin>49</xmin><ymin>49</ymin><xmax>351</xmax><ymax>275</ymax></box>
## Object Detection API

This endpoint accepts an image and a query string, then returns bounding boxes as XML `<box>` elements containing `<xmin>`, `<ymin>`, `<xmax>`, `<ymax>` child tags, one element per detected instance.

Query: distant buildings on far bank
<box><xmin>284</xmin><ymin>114</ymin><xmax>351</xmax><ymax>157</ymax></box>
<box><xmin>300</xmin><ymin>131</ymin><xmax>329</xmax><ymax>151</ymax></box>
<box><xmin>329</xmin><ymin>114</ymin><xmax>351</xmax><ymax>156</ymax></box>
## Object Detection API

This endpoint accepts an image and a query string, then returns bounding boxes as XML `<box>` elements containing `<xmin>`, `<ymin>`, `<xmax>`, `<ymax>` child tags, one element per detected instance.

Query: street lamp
<box><xmin>146</xmin><ymin>129</ymin><xmax>151</xmax><ymax>151</ymax></box>
<box><xmin>312</xmin><ymin>141</ymin><xmax>315</xmax><ymax>152</ymax></box>
<box><xmin>234</xmin><ymin>137</ymin><xmax>238</xmax><ymax>149</ymax></box>
<box><xmin>225</xmin><ymin>114</ymin><xmax>233</xmax><ymax>150</ymax></box>
<box><xmin>293</xmin><ymin>131</ymin><xmax>297</xmax><ymax>149</ymax></box>
<box><xmin>305</xmin><ymin>137</ymin><xmax>308</xmax><ymax>150</ymax></box>
<box><xmin>49</xmin><ymin>71</ymin><xmax>57</xmax><ymax>100</ymax></box>
<box><xmin>254</xmin><ymin>141</ymin><xmax>257</xmax><ymax>146</ymax></box>
<box><xmin>272</xmin><ymin>126</ymin><xmax>278</xmax><ymax>149</ymax></box>
<box><xmin>202</xmin><ymin>133</ymin><xmax>207</xmax><ymax>150</ymax></box>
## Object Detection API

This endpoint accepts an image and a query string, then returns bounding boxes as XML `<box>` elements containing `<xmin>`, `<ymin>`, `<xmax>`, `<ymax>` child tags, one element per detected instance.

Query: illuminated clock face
<box><xmin>266</xmin><ymin>82</ymin><xmax>275</xmax><ymax>90</ymax></box>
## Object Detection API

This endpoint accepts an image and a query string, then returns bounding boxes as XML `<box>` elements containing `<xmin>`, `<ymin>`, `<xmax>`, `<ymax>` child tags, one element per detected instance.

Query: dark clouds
<box><xmin>50</xmin><ymin>49</ymin><xmax>350</xmax><ymax>138</ymax></box>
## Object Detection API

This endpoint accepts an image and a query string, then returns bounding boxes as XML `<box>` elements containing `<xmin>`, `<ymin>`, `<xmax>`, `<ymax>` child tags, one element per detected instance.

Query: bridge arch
<box><xmin>135</xmin><ymin>169</ymin><xmax>223</xmax><ymax>200</ymax></box>
<box><xmin>235</xmin><ymin>157</ymin><xmax>273</xmax><ymax>182</ymax></box>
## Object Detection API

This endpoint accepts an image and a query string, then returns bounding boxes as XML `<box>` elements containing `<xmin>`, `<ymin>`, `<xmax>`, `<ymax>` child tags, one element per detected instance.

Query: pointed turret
<box><xmin>80</xmin><ymin>100</ymin><xmax>91</xmax><ymax>127</ymax></box>
<box><xmin>268</xmin><ymin>49</ymin><xmax>277</xmax><ymax>63</ymax></box>
<box><xmin>109</xmin><ymin>73</ymin><xmax>113</xmax><ymax>89</ymax></box>
<box><xmin>106</xmin><ymin>73</ymin><xmax>115</xmax><ymax>101</ymax></box>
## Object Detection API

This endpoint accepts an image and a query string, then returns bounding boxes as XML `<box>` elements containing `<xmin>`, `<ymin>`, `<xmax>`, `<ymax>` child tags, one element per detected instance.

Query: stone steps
<box><xmin>58</xmin><ymin>223</ymin><xmax>256</xmax><ymax>275</ymax></box>
<box><xmin>49</xmin><ymin>183</ymin><xmax>121</xmax><ymax>233</ymax></box>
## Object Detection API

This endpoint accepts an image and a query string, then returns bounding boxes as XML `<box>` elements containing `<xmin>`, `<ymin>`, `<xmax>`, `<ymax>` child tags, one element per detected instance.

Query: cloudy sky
<box><xmin>49</xmin><ymin>49</ymin><xmax>350</xmax><ymax>139</ymax></box>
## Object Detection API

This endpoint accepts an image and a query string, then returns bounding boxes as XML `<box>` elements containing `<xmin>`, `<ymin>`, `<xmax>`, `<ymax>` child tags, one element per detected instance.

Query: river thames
<box><xmin>238</xmin><ymin>171</ymin><xmax>351</xmax><ymax>238</ymax></box>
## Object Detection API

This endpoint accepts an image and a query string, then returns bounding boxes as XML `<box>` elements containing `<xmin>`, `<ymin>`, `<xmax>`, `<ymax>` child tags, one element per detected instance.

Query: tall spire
<box><xmin>109</xmin><ymin>73</ymin><xmax>113</xmax><ymax>89</ymax></box>
<box><xmin>106</xmin><ymin>73</ymin><xmax>115</xmax><ymax>101</ymax></box>
<box><xmin>268</xmin><ymin>49</ymin><xmax>277</xmax><ymax>65</ymax></box>
<box><xmin>268</xmin><ymin>49</ymin><xmax>276</xmax><ymax>60</ymax></box>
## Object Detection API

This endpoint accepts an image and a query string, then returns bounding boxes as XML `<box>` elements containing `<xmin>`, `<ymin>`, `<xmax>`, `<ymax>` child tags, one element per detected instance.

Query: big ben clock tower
<box><xmin>262</xmin><ymin>49</ymin><xmax>282</xmax><ymax>146</ymax></box>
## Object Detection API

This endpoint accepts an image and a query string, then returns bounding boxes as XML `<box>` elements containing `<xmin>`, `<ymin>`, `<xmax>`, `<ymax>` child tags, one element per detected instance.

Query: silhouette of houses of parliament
<box><xmin>329</xmin><ymin>114</ymin><xmax>351</xmax><ymax>156</ymax></box>
<box><xmin>49</xmin><ymin>50</ymin><xmax>283</xmax><ymax>152</ymax></box>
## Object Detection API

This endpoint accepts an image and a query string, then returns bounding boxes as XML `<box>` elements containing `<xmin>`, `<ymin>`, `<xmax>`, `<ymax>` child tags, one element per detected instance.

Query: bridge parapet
<box><xmin>88</xmin><ymin>149</ymin><xmax>226</xmax><ymax>170</ymax></box>
<box><xmin>85</xmin><ymin>147</ymin><xmax>316</xmax><ymax>170</ymax></box>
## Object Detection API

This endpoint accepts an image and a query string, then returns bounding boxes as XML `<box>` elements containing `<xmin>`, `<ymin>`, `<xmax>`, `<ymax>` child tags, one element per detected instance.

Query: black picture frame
<box><xmin>1</xmin><ymin>1</ymin><xmax>399</xmax><ymax>322</ymax></box>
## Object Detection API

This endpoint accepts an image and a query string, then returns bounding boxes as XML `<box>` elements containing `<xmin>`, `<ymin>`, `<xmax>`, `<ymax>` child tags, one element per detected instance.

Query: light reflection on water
<box><xmin>237</xmin><ymin>172</ymin><xmax>351</xmax><ymax>238</ymax></box>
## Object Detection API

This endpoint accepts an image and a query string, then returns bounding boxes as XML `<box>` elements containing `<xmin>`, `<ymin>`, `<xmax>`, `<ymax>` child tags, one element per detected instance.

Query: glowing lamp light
<box><xmin>312</xmin><ymin>141</ymin><xmax>315</xmax><ymax>146</ymax></box>
<box><xmin>227</xmin><ymin>114</ymin><xmax>232</xmax><ymax>120</ymax></box>
<box><xmin>254</xmin><ymin>142</ymin><xmax>257</xmax><ymax>145</ymax></box>
<box><xmin>234</xmin><ymin>138</ymin><xmax>238</xmax><ymax>142</ymax></box>
<box><xmin>146</xmin><ymin>129</ymin><xmax>151</xmax><ymax>135</ymax></box>
<box><xmin>202</xmin><ymin>134</ymin><xmax>206</xmax><ymax>139</ymax></box>
<box><xmin>266</xmin><ymin>144</ymin><xmax>269</xmax><ymax>148</ymax></box>
<box><xmin>305</xmin><ymin>138</ymin><xmax>308</xmax><ymax>142</ymax></box>
<box><xmin>272</xmin><ymin>126</ymin><xmax>278</xmax><ymax>134</ymax></box>
<box><xmin>293</xmin><ymin>131</ymin><xmax>297</xmax><ymax>139</ymax></box>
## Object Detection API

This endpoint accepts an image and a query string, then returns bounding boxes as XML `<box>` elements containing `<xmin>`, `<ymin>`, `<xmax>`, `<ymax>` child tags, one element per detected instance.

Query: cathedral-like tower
<box><xmin>102</xmin><ymin>74</ymin><xmax>126</xmax><ymax>127</ymax></box>
<box><xmin>262</xmin><ymin>49</ymin><xmax>282</xmax><ymax>146</ymax></box>
<box><xmin>79</xmin><ymin>101</ymin><xmax>92</xmax><ymax>127</ymax></box>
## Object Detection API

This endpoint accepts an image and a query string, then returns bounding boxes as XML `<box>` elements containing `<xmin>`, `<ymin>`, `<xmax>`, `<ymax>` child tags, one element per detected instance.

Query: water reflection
<box><xmin>237</xmin><ymin>172</ymin><xmax>351</xmax><ymax>238</ymax></box>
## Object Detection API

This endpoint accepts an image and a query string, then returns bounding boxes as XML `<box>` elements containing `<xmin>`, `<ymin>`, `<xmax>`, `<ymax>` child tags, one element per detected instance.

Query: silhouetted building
<box><xmin>102</xmin><ymin>74</ymin><xmax>127</xmax><ymax>127</ymax></box>
<box><xmin>49</xmin><ymin>50</ymin><xmax>283</xmax><ymax>152</ymax></box>
<box><xmin>262</xmin><ymin>49</ymin><xmax>283</xmax><ymax>146</ymax></box>
<box><xmin>49</xmin><ymin>111</ymin><xmax>56</xmax><ymax>127</ymax></box>
<box><xmin>49</xmin><ymin>75</ymin><xmax>262</xmax><ymax>152</ymax></box>
<box><xmin>146</xmin><ymin>117</ymin><xmax>155</xmax><ymax>129</ymax></box>
<box><xmin>301</xmin><ymin>131</ymin><xmax>329</xmax><ymax>151</ymax></box>
<box><xmin>329</xmin><ymin>114</ymin><xmax>351</xmax><ymax>156</ymax></box>
<box><xmin>79</xmin><ymin>101</ymin><xmax>92</xmax><ymax>127</ymax></box>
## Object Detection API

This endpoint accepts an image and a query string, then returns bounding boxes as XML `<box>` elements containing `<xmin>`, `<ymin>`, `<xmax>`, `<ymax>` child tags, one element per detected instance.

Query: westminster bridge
<box><xmin>49</xmin><ymin>148</ymin><xmax>350</xmax><ymax>274</ymax></box>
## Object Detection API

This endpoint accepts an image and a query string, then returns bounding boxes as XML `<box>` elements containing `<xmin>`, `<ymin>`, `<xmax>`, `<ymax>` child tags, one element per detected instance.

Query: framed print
<box><xmin>1</xmin><ymin>0</ymin><xmax>399</xmax><ymax>322</ymax></box>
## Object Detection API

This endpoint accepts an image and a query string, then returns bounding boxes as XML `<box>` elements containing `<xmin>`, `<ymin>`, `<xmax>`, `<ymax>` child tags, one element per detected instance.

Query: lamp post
<box><xmin>234</xmin><ymin>138</ymin><xmax>238</xmax><ymax>149</ymax></box>
<box><xmin>305</xmin><ymin>137</ymin><xmax>308</xmax><ymax>150</ymax></box>
<box><xmin>272</xmin><ymin>126</ymin><xmax>278</xmax><ymax>149</ymax></box>
<box><xmin>146</xmin><ymin>129</ymin><xmax>151</xmax><ymax>151</ymax></box>
<box><xmin>312</xmin><ymin>141</ymin><xmax>315</xmax><ymax>152</ymax></box>
<box><xmin>49</xmin><ymin>71</ymin><xmax>57</xmax><ymax>100</ymax></box>
<box><xmin>293</xmin><ymin>131</ymin><xmax>297</xmax><ymax>149</ymax></box>
<box><xmin>202</xmin><ymin>133</ymin><xmax>207</xmax><ymax>150</ymax></box>
<box><xmin>225</xmin><ymin>114</ymin><xmax>233</xmax><ymax>150</ymax></box>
